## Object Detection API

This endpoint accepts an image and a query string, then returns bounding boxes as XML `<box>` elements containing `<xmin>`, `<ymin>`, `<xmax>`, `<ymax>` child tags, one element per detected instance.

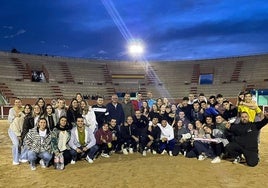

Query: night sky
<box><xmin>1</xmin><ymin>0</ymin><xmax>268</xmax><ymax>61</ymax></box>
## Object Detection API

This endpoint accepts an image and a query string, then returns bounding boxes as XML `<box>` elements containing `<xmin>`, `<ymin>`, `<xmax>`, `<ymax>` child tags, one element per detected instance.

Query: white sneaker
<box><xmin>122</xmin><ymin>148</ymin><xmax>128</xmax><ymax>155</ymax></box>
<box><xmin>70</xmin><ymin>160</ymin><xmax>76</xmax><ymax>164</ymax></box>
<box><xmin>85</xmin><ymin>156</ymin><xmax>94</xmax><ymax>163</ymax></box>
<box><xmin>142</xmin><ymin>150</ymin><xmax>147</xmax><ymax>156</ymax></box>
<box><xmin>129</xmin><ymin>148</ymin><xmax>134</xmax><ymax>154</ymax></box>
<box><xmin>19</xmin><ymin>159</ymin><xmax>28</xmax><ymax>163</ymax></box>
<box><xmin>198</xmin><ymin>154</ymin><xmax>206</xmax><ymax>161</ymax></box>
<box><xmin>152</xmin><ymin>150</ymin><xmax>157</xmax><ymax>155</ymax></box>
<box><xmin>101</xmin><ymin>153</ymin><xmax>110</xmax><ymax>158</ymax></box>
<box><xmin>39</xmin><ymin>159</ymin><xmax>46</xmax><ymax>168</ymax></box>
<box><xmin>31</xmin><ymin>165</ymin><xmax>36</xmax><ymax>171</ymax></box>
<box><xmin>147</xmin><ymin>149</ymin><xmax>151</xmax><ymax>153</ymax></box>
<box><xmin>233</xmin><ymin>156</ymin><xmax>241</xmax><ymax>164</ymax></box>
<box><xmin>169</xmin><ymin>151</ymin><xmax>173</xmax><ymax>156</ymax></box>
<box><xmin>161</xmin><ymin>150</ymin><xmax>166</xmax><ymax>155</ymax></box>
<box><xmin>211</xmin><ymin>156</ymin><xmax>221</xmax><ymax>163</ymax></box>
<box><xmin>13</xmin><ymin>161</ymin><xmax>20</xmax><ymax>165</ymax></box>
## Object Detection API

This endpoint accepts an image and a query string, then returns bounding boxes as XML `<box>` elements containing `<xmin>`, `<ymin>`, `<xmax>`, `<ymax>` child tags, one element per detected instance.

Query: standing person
<box><xmin>140</xmin><ymin>101</ymin><xmax>150</xmax><ymax>118</ymax></box>
<box><xmin>32</xmin><ymin>104</ymin><xmax>41</xmax><ymax>127</ymax></box>
<box><xmin>222</xmin><ymin>100</ymin><xmax>238</xmax><ymax>124</ymax></box>
<box><xmin>237</xmin><ymin>91</ymin><xmax>263</xmax><ymax>122</ymax></box>
<box><xmin>132</xmin><ymin>92</ymin><xmax>143</xmax><ymax>111</ymax></box>
<box><xmin>95</xmin><ymin>123</ymin><xmax>113</xmax><ymax>158</ymax></box>
<box><xmin>75</xmin><ymin>93</ymin><xmax>84</xmax><ymax>105</ymax></box>
<box><xmin>51</xmin><ymin>116</ymin><xmax>72</xmax><ymax>170</ymax></box>
<box><xmin>190</xmin><ymin>101</ymin><xmax>204</xmax><ymax>123</ymax></box>
<box><xmin>69</xmin><ymin>116</ymin><xmax>98</xmax><ymax>164</ymax></box>
<box><xmin>80</xmin><ymin>99</ymin><xmax>97</xmax><ymax>132</ymax></box>
<box><xmin>54</xmin><ymin>98</ymin><xmax>67</xmax><ymax>124</ymax></box>
<box><xmin>106</xmin><ymin>94</ymin><xmax>125</xmax><ymax>127</ymax></box>
<box><xmin>215</xmin><ymin>94</ymin><xmax>225</xmax><ymax>115</ymax></box>
<box><xmin>20</xmin><ymin>104</ymin><xmax>34</xmax><ymax>162</ymax></box>
<box><xmin>225</xmin><ymin>111</ymin><xmax>268</xmax><ymax>167</ymax></box>
<box><xmin>43</xmin><ymin>104</ymin><xmax>57</xmax><ymax>131</ymax></box>
<box><xmin>92</xmin><ymin>96</ymin><xmax>108</xmax><ymax>129</ymax></box>
<box><xmin>35</xmin><ymin>97</ymin><xmax>46</xmax><ymax>116</ymax></box>
<box><xmin>146</xmin><ymin>91</ymin><xmax>156</xmax><ymax>109</ymax></box>
<box><xmin>8</xmin><ymin>98</ymin><xmax>24</xmax><ymax>165</ymax></box>
<box><xmin>188</xmin><ymin>93</ymin><xmax>196</xmax><ymax>105</ymax></box>
<box><xmin>66</xmin><ymin>99</ymin><xmax>81</xmax><ymax>128</ymax></box>
<box><xmin>23</xmin><ymin>118</ymin><xmax>52</xmax><ymax>170</ymax></box>
<box><xmin>122</xmin><ymin>93</ymin><xmax>135</xmax><ymax>121</ymax></box>
<box><xmin>148</xmin><ymin>104</ymin><xmax>159</xmax><ymax>121</ymax></box>
<box><xmin>132</xmin><ymin>110</ymin><xmax>149</xmax><ymax>156</ymax></box>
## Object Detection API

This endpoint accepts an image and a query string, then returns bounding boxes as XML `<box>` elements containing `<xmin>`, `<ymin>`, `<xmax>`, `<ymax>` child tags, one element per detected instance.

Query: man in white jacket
<box><xmin>69</xmin><ymin>116</ymin><xmax>99</xmax><ymax>164</ymax></box>
<box><xmin>158</xmin><ymin>118</ymin><xmax>175</xmax><ymax>156</ymax></box>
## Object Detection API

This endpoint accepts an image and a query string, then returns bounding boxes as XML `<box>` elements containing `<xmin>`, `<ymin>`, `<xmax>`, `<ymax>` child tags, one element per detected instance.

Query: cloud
<box><xmin>98</xmin><ymin>50</ymin><xmax>107</xmax><ymax>54</ymax></box>
<box><xmin>4</xmin><ymin>29</ymin><xmax>26</xmax><ymax>38</ymax></box>
<box><xmin>3</xmin><ymin>26</ymin><xmax>13</xmax><ymax>30</ymax></box>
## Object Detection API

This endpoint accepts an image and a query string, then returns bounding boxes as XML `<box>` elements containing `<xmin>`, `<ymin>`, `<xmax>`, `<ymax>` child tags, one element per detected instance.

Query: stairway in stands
<box><xmin>146</xmin><ymin>66</ymin><xmax>158</xmax><ymax>85</ymax></box>
<box><xmin>50</xmin><ymin>85</ymin><xmax>63</xmax><ymax>98</ymax></box>
<box><xmin>0</xmin><ymin>83</ymin><xmax>15</xmax><ymax>99</ymax></box>
<box><xmin>101</xmin><ymin>64</ymin><xmax>115</xmax><ymax>97</ymax></box>
<box><xmin>59</xmin><ymin>62</ymin><xmax>74</xmax><ymax>83</ymax></box>
<box><xmin>11</xmin><ymin>57</ymin><xmax>31</xmax><ymax>81</ymax></box>
<box><xmin>189</xmin><ymin>64</ymin><xmax>200</xmax><ymax>95</ymax></box>
<box><xmin>230</xmin><ymin>61</ymin><xmax>243</xmax><ymax>82</ymax></box>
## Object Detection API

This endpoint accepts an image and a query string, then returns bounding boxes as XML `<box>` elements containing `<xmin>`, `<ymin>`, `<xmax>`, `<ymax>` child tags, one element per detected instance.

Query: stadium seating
<box><xmin>1</xmin><ymin>51</ymin><xmax>268</xmax><ymax>103</ymax></box>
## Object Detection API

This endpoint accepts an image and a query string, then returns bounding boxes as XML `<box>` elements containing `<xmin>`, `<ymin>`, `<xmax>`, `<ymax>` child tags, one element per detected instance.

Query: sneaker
<box><xmin>39</xmin><ymin>159</ymin><xmax>46</xmax><ymax>168</ymax></box>
<box><xmin>211</xmin><ymin>156</ymin><xmax>221</xmax><ymax>163</ymax></box>
<box><xmin>169</xmin><ymin>151</ymin><xmax>173</xmax><ymax>156</ymax></box>
<box><xmin>198</xmin><ymin>154</ymin><xmax>206</xmax><ymax>161</ymax></box>
<box><xmin>19</xmin><ymin>159</ymin><xmax>28</xmax><ymax>163</ymax></box>
<box><xmin>12</xmin><ymin>161</ymin><xmax>20</xmax><ymax>165</ymax></box>
<box><xmin>129</xmin><ymin>148</ymin><xmax>134</xmax><ymax>154</ymax></box>
<box><xmin>70</xmin><ymin>160</ymin><xmax>76</xmax><ymax>164</ymax></box>
<box><xmin>85</xmin><ymin>156</ymin><xmax>94</xmax><ymax>164</ymax></box>
<box><xmin>233</xmin><ymin>156</ymin><xmax>241</xmax><ymax>164</ymax></box>
<box><xmin>31</xmin><ymin>165</ymin><xmax>36</xmax><ymax>171</ymax></box>
<box><xmin>59</xmin><ymin>163</ymin><xmax>64</xmax><ymax>170</ymax></box>
<box><xmin>122</xmin><ymin>148</ymin><xmax>128</xmax><ymax>155</ymax></box>
<box><xmin>152</xmin><ymin>150</ymin><xmax>157</xmax><ymax>155</ymax></box>
<box><xmin>147</xmin><ymin>149</ymin><xmax>151</xmax><ymax>153</ymax></box>
<box><xmin>142</xmin><ymin>150</ymin><xmax>147</xmax><ymax>156</ymax></box>
<box><xmin>101</xmin><ymin>153</ymin><xmax>110</xmax><ymax>158</ymax></box>
<box><xmin>161</xmin><ymin>150</ymin><xmax>166</xmax><ymax>155</ymax></box>
<box><xmin>183</xmin><ymin>151</ymin><xmax>187</xmax><ymax>156</ymax></box>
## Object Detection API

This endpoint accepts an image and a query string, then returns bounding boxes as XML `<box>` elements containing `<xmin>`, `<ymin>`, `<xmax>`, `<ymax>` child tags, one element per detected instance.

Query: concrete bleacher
<box><xmin>1</xmin><ymin>51</ymin><xmax>268</xmax><ymax>103</ymax></box>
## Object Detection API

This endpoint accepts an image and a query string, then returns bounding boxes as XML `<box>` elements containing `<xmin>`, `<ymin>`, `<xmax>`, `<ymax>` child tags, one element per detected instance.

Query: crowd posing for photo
<box><xmin>7</xmin><ymin>91</ymin><xmax>268</xmax><ymax>171</ymax></box>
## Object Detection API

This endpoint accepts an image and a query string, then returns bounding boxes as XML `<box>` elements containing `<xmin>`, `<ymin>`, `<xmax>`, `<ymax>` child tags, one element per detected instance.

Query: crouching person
<box><xmin>69</xmin><ymin>116</ymin><xmax>98</xmax><ymax>164</ymax></box>
<box><xmin>51</xmin><ymin>116</ymin><xmax>72</xmax><ymax>170</ymax></box>
<box><xmin>24</xmin><ymin>118</ymin><xmax>52</xmax><ymax>170</ymax></box>
<box><xmin>95</xmin><ymin>123</ymin><xmax>113</xmax><ymax>158</ymax></box>
<box><xmin>158</xmin><ymin>118</ymin><xmax>176</xmax><ymax>156</ymax></box>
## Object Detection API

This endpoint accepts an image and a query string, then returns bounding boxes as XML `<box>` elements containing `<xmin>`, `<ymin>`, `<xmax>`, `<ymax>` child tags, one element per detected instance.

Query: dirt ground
<box><xmin>1</xmin><ymin>120</ymin><xmax>268</xmax><ymax>188</ymax></box>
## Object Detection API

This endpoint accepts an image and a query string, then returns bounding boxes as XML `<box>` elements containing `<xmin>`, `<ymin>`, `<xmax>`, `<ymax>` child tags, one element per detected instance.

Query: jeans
<box><xmin>20</xmin><ymin>146</ymin><xmax>29</xmax><ymax>160</ymax></box>
<box><xmin>28</xmin><ymin>150</ymin><xmax>52</xmax><ymax>167</ymax></box>
<box><xmin>70</xmin><ymin>145</ymin><xmax>99</xmax><ymax>160</ymax></box>
<box><xmin>8</xmin><ymin>128</ymin><xmax>20</xmax><ymax>163</ymax></box>
<box><xmin>159</xmin><ymin>139</ymin><xmax>176</xmax><ymax>152</ymax></box>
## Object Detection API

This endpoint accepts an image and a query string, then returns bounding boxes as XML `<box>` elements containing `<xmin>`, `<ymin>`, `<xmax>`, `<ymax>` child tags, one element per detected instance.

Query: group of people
<box><xmin>7</xmin><ymin>91</ymin><xmax>268</xmax><ymax>170</ymax></box>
